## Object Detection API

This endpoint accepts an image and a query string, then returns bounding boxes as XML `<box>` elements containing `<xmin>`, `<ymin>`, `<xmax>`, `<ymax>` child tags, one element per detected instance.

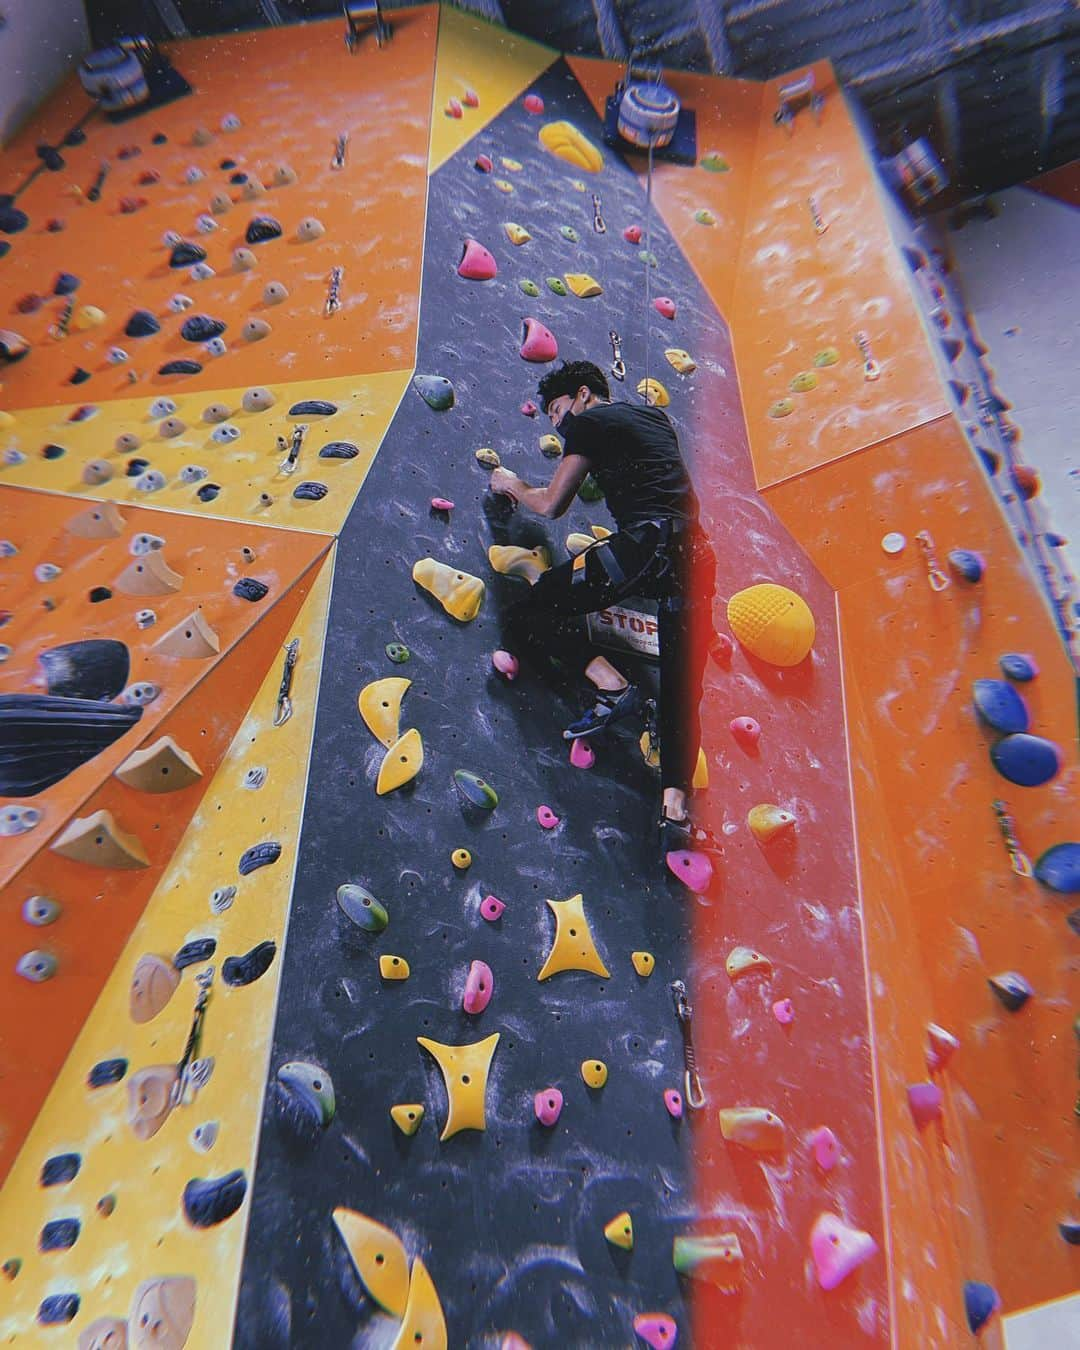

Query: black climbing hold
<box><xmin>126</xmin><ymin>457</ymin><xmax>151</xmax><ymax>476</ymax></box>
<box><xmin>89</xmin><ymin>586</ymin><xmax>112</xmax><ymax>604</ymax></box>
<box><xmin>222</xmin><ymin>940</ymin><xmax>276</xmax><ymax>986</ymax></box>
<box><xmin>292</xmin><ymin>481</ymin><xmax>328</xmax><ymax>500</ymax></box>
<box><xmin>2</xmin><ymin>1258</ymin><xmax>20</xmax><ymax>1280</ymax></box>
<box><xmin>158</xmin><ymin>358</ymin><xmax>203</xmax><ymax>376</ymax></box>
<box><xmin>152</xmin><ymin>132</ymin><xmax>167</xmax><ymax>144</ymax></box>
<box><xmin>233</xmin><ymin>577</ymin><xmax>269</xmax><ymax>602</ymax></box>
<box><xmin>976</xmin><ymin>447</ymin><xmax>1000</xmax><ymax>476</ymax></box>
<box><xmin>63</xmin><ymin>128</ymin><xmax>86</xmax><ymax>146</ymax></box>
<box><xmin>53</xmin><ymin>271</ymin><xmax>79</xmax><ymax>296</ymax></box>
<box><xmin>125</xmin><ymin>309</ymin><xmax>160</xmax><ymax>338</ymax></box>
<box><xmin>196</xmin><ymin>483</ymin><xmax>221</xmax><ymax>502</ymax></box>
<box><xmin>230</xmin><ymin>171</ymin><xmax>248</xmax><ymax>184</ymax></box>
<box><xmin>319</xmin><ymin>441</ymin><xmax>359</xmax><ymax>459</ymax></box>
<box><xmin>0</xmin><ymin>242</ymin><xmax>10</xmax><ymax>260</ymax></box>
<box><xmin>41</xmin><ymin>443</ymin><xmax>65</xmax><ymax>460</ymax></box>
<box><xmin>1067</xmin><ymin>907</ymin><xmax>1080</xmax><ymax>937</ymax></box>
<box><xmin>0</xmin><ymin>204</ymin><xmax>30</xmax><ymax>234</ymax></box>
<box><xmin>39</xmin><ymin>147</ymin><xmax>64</xmax><ymax>171</ymax></box>
<box><xmin>169</xmin><ymin>240</ymin><xmax>207</xmax><ymax>269</ymax></box>
<box><xmin>183</xmin><ymin>1170</ymin><xmax>248</xmax><ymax>1227</ymax></box>
<box><xmin>40</xmin><ymin>1153</ymin><xmax>81</xmax><ymax>1187</ymax></box>
<box><xmin>38</xmin><ymin>1218</ymin><xmax>79</xmax><ymax>1252</ymax></box>
<box><xmin>0</xmin><ymin>694</ymin><xmax>143</xmax><ymax>796</ymax></box>
<box><xmin>287</xmin><ymin>399</ymin><xmax>337</xmax><ymax>417</ymax></box>
<box><xmin>39</xmin><ymin>639</ymin><xmax>129</xmax><ymax>700</ymax></box>
<box><xmin>87</xmin><ymin>1058</ymin><xmax>128</xmax><ymax>1088</ymax></box>
<box><xmin>239</xmin><ymin>841</ymin><xmax>281</xmax><ymax>875</ymax></box>
<box><xmin>69</xmin><ymin>367</ymin><xmax>91</xmax><ymax>385</ymax></box>
<box><xmin>38</xmin><ymin>1293</ymin><xmax>79</xmax><ymax>1325</ymax></box>
<box><xmin>988</xmin><ymin>971</ymin><xmax>1032</xmax><ymax>1012</ymax></box>
<box><xmin>220</xmin><ymin>158</ymin><xmax>237</xmax><ymax>170</ymax></box>
<box><xmin>1060</xmin><ymin>1218</ymin><xmax>1080</xmax><ymax>1245</ymax></box>
<box><xmin>174</xmin><ymin>937</ymin><xmax>217</xmax><ymax>971</ymax></box>
<box><xmin>245</xmin><ymin>215</ymin><xmax>282</xmax><ymax>244</ymax></box>
<box><xmin>180</xmin><ymin>314</ymin><xmax>226</xmax><ymax>343</ymax></box>
<box><xmin>963</xmin><ymin>1281</ymin><xmax>999</xmax><ymax>1334</ymax></box>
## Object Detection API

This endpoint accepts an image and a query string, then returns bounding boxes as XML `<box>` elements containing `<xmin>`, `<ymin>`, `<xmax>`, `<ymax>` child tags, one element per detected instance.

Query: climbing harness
<box><xmin>274</xmin><ymin>638</ymin><xmax>300</xmax><ymax>726</ymax></box>
<box><xmin>992</xmin><ymin>799</ymin><xmax>1033</xmax><ymax>877</ymax></box>
<box><xmin>670</xmin><ymin>980</ymin><xmax>706</xmax><ymax>1110</ymax></box>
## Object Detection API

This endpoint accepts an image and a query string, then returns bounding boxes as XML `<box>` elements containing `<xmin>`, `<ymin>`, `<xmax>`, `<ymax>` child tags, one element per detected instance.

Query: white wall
<box><xmin>943</xmin><ymin>187</ymin><xmax>1080</xmax><ymax>607</ymax></box>
<box><xmin>0</xmin><ymin>0</ymin><xmax>91</xmax><ymax>146</ymax></box>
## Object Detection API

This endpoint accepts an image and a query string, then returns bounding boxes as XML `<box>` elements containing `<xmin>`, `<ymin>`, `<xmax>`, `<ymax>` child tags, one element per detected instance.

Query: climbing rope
<box><xmin>643</xmin><ymin>140</ymin><xmax>654</xmax><ymax>405</ymax></box>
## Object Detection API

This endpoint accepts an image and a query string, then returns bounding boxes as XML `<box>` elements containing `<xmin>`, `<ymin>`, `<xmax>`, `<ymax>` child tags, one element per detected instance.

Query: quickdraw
<box><xmin>671</xmin><ymin>979</ymin><xmax>706</xmax><ymax>1110</ymax></box>
<box><xmin>609</xmin><ymin>328</ymin><xmax>626</xmax><ymax>382</ymax></box>
<box><xmin>325</xmin><ymin>265</ymin><xmax>344</xmax><ymax>316</ymax></box>
<box><xmin>274</xmin><ymin>638</ymin><xmax>300</xmax><ymax>727</ymax></box>
<box><xmin>170</xmin><ymin>967</ymin><xmax>214</xmax><ymax>1108</ymax></box>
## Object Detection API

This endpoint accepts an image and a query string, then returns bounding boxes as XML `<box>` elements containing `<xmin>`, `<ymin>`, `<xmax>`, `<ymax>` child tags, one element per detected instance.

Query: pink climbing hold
<box><xmin>501</xmin><ymin>1337</ymin><xmax>531</xmax><ymax>1350</ymax></box>
<box><xmin>480</xmin><ymin>894</ymin><xmax>506</xmax><ymax>922</ymax></box>
<box><xmin>431</xmin><ymin>496</ymin><xmax>455</xmax><ymax>512</ymax></box>
<box><xmin>810</xmin><ymin>1126</ymin><xmax>840</xmax><ymax>1171</ymax></box>
<box><xmin>926</xmin><ymin>1022</ymin><xmax>960</xmax><ymax>1072</ymax></box>
<box><xmin>534</xmin><ymin>1087</ymin><xmax>563</xmax><ymax>1126</ymax></box>
<box><xmin>634</xmin><ymin>1313</ymin><xmax>678</xmax><ymax>1349</ymax></box>
<box><xmin>665</xmin><ymin>849</ymin><xmax>712</xmax><ymax>893</ymax></box>
<box><xmin>523</xmin><ymin>94</ymin><xmax>544</xmax><ymax>115</ymax></box>
<box><xmin>772</xmin><ymin>997</ymin><xmax>794</xmax><ymax>1024</ymax></box>
<box><xmin>623</xmin><ymin>224</ymin><xmax>642</xmax><ymax>244</ymax></box>
<box><xmin>663</xmin><ymin>1089</ymin><xmax>683</xmax><ymax>1119</ymax></box>
<box><xmin>446</xmin><ymin>98</ymin><xmax>463</xmax><ymax>119</ymax></box>
<box><xmin>653</xmin><ymin>296</ymin><xmax>676</xmax><ymax>320</ymax></box>
<box><xmin>810</xmin><ymin>1213</ymin><xmax>878</xmax><ymax>1290</ymax></box>
<box><xmin>475</xmin><ymin>154</ymin><xmax>493</xmax><ymax>174</ymax></box>
<box><xmin>730</xmin><ymin>716</ymin><xmax>761</xmax><ymax>749</ymax></box>
<box><xmin>536</xmin><ymin>804</ymin><xmax>560</xmax><ymax>830</ymax></box>
<box><xmin>492</xmin><ymin>650</ymin><xmax>519</xmax><ymax>680</ymax></box>
<box><xmin>520</xmin><ymin>400</ymin><xmax>539</xmax><ymax>417</ymax></box>
<box><xmin>458</xmin><ymin>237</ymin><xmax>498</xmax><ymax>281</ymax></box>
<box><xmin>520</xmin><ymin>317</ymin><xmax>558</xmax><ymax>363</ymax></box>
<box><xmin>463</xmin><ymin>88</ymin><xmax>480</xmax><ymax>108</ymax></box>
<box><xmin>463</xmin><ymin>959</ymin><xmax>494</xmax><ymax>1014</ymax></box>
<box><xmin>570</xmin><ymin>738</ymin><xmax>595</xmax><ymax>769</ymax></box>
<box><xmin>907</xmin><ymin>1082</ymin><xmax>944</xmax><ymax>1130</ymax></box>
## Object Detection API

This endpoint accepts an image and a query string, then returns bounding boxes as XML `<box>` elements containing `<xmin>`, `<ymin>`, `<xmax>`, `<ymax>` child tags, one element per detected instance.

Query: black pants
<box><xmin>504</xmin><ymin>521</ymin><xmax>717</xmax><ymax>794</ymax></box>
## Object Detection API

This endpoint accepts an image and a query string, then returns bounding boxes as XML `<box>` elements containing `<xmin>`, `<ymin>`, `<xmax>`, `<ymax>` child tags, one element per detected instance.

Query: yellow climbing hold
<box><xmin>390</xmin><ymin>1256</ymin><xmax>448</xmax><ymax>1350</ymax></box>
<box><xmin>379</xmin><ymin>954</ymin><xmax>411</xmax><ymax>981</ymax></box>
<box><xmin>718</xmin><ymin>1106</ymin><xmax>786</xmax><ymax>1152</ymax></box>
<box><xmin>359</xmin><ymin>677</ymin><xmax>411</xmax><ymax>748</ymax></box>
<box><xmin>538</xmin><ymin>121</ymin><xmax>603</xmax><ymax>173</ymax></box>
<box><xmin>417</xmin><ymin>1033</ymin><xmax>500</xmax><ymax>1139</ymax></box>
<box><xmin>692</xmin><ymin>746</ymin><xmax>709</xmax><ymax>790</ymax></box>
<box><xmin>631</xmin><ymin>951</ymin><xmax>655</xmax><ymax>977</ymax></box>
<box><xmin>581</xmin><ymin>1058</ymin><xmax>608</xmax><ymax>1088</ymax></box>
<box><xmin>539</xmin><ymin>433</ymin><xmax>563</xmax><ymax>457</ymax></box>
<box><xmin>564</xmin><ymin>273</ymin><xmax>603</xmax><ymax>298</ymax></box>
<box><xmin>390</xmin><ymin>1103</ymin><xmax>425</xmax><ymax>1136</ymax></box>
<box><xmin>571</xmin><ymin>179</ymin><xmax>587</xmax><ymax>192</ymax></box>
<box><xmin>639</xmin><ymin>729</ymin><xmax>661</xmax><ymax>769</ymax></box>
<box><xmin>493</xmin><ymin>178</ymin><xmax>514</xmax><ymax>193</ymax></box>
<box><xmin>790</xmin><ymin>370</ymin><xmax>818</xmax><ymax>393</ymax></box>
<box><xmin>375</xmin><ymin>728</ymin><xmax>424</xmax><ymax>795</ymax></box>
<box><xmin>590</xmin><ymin>524</ymin><xmax>612</xmax><ymax>539</ymax></box>
<box><xmin>637</xmin><ymin>377</ymin><xmax>670</xmax><ymax>407</ymax></box>
<box><xmin>768</xmin><ymin>398</ymin><xmax>794</xmax><ymax>418</ymax></box>
<box><xmin>538</xmin><ymin>893</ymin><xmax>610</xmax><ymax>981</ymax></box>
<box><xmin>412</xmin><ymin>558</ymin><xmax>485</xmax><ymax>622</ymax></box>
<box><xmin>504</xmin><ymin>222</ymin><xmax>531</xmax><ymax>245</ymax></box>
<box><xmin>488</xmin><ymin>544</ymin><xmax>551</xmax><ymax>585</ymax></box>
<box><xmin>566</xmin><ymin>532</ymin><xmax>597</xmax><ymax>556</ymax></box>
<box><xmin>604</xmin><ymin>1212</ymin><xmax>634</xmax><ymax>1250</ymax></box>
<box><xmin>725</xmin><ymin>945</ymin><xmax>773</xmax><ymax>979</ymax></box>
<box><xmin>665</xmin><ymin>348</ymin><xmax>697</xmax><ymax>375</ymax></box>
<box><xmin>727</xmin><ymin>583</ymin><xmax>815</xmax><ymax>666</ymax></box>
<box><xmin>500</xmin><ymin>157</ymin><xmax>523</xmax><ymax>172</ymax></box>
<box><xmin>451</xmin><ymin>847</ymin><xmax>472</xmax><ymax>870</ymax></box>
<box><xmin>332</xmin><ymin>1208</ymin><xmax>410</xmax><ymax>1317</ymax></box>
<box><xmin>475</xmin><ymin>447</ymin><xmax>501</xmax><ymax>469</ymax></box>
<box><xmin>73</xmin><ymin>305</ymin><xmax>106</xmax><ymax>331</ymax></box>
<box><xmin>747</xmin><ymin>802</ymin><xmax>797</xmax><ymax>842</ymax></box>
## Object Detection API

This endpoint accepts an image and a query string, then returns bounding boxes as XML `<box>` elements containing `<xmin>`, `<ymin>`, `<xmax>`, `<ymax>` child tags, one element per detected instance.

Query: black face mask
<box><xmin>555</xmin><ymin>410</ymin><xmax>577</xmax><ymax>440</ymax></box>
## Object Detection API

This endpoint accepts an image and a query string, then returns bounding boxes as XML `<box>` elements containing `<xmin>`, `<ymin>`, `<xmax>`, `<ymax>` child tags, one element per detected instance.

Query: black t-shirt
<box><xmin>560</xmin><ymin>401</ymin><xmax>699</xmax><ymax>531</ymax></box>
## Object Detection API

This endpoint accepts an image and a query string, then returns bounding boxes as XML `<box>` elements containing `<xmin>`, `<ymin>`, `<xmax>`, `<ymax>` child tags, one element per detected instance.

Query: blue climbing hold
<box><xmin>40</xmin><ymin>1153</ymin><xmax>80</xmax><ymax>1186</ymax></box>
<box><xmin>998</xmin><ymin>652</ymin><xmax>1038</xmax><ymax>682</ymax></box>
<box><xmin>38</xmin><ymin>1294</ymin><xmax>80</xmax><ymax>1325</ymax></box>
<box><xmin>990</xmin><ymin>733</ymin><xmax>1061</xmax><ymax>787</ymax></box>
<box><xmin>87</xmin><ymin>1058</ymin><xmax>127</xmax><ymax>1087</ymax></box>
<box><xmin>39</xmin><ymin>1218</ymin><xmax>80</xmax><ymax>1251</ymax></box>
<box><xmin>963</xmin><ymin>1281</ymin><xmax>1000</xmax><ymax>1334</ymax></box>
<box><xmin>1033</xmin><ymin>842</ymin><xmax>1080</xmax><ymax>895</ymax></box>
<box><xmin>293</xmin><ymin>481</ymin><xmax>328</xmax><ymax>500</ymax></box>
<box><xmin>125</xmin><ymin>309</ymin><xmax>160</xmax><ymax>338</ymax></box>
<box><xmin>947</xmin><ymin>549</ymin><xmax>984</xmax><ymax>583</ymax></box>
<box><xmin>53</xmin><ymin>272</ymin><xmax>79</xmax><ymax>296</ymax></box>
<box><xmin>158</xmin><ymin>359</ymin><xmax>202</xmax><ymax>376</ymax></box>
<box><xmin>972</xmin><ymin>679</ymin><xmax>1029</xmax><ymax>734</ymax></box>
<box><xmin>988</xmin><ymin>971</ymin><xmax>1031</xmax><ymax>1012</ymax></box>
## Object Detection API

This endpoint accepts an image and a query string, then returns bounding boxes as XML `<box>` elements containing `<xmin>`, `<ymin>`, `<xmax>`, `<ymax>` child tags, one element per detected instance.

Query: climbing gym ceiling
<box><xmin>86</xmin><ymin>0</ymin><xmax>1080</xmax><ymax>199</ymax></box>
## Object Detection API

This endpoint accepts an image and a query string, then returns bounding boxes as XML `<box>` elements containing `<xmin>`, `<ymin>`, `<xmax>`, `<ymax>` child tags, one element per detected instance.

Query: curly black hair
<box><xmin>536</xmin><ymin>360</ymin><xmax>610</xmax><ymax>412</ymax></box>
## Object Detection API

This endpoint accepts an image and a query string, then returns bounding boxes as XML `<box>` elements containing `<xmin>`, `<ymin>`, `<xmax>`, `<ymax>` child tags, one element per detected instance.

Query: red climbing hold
<box><xmin>520</xmin><ymin>317</ymin><xmax>558</xmax><ymax>363</ymax></box>
<box><xmin>907</xmin><ymin>1082</ymin><xmax>944</xmax><ymax>1130</ymax></box>
<box><xmin>523</xmin><ymin>94</ymin><xmax>544</xmax><ymax>115</ymax></box>
<box><xmin>458</xmin><ymin>237</ymin><xmax>498</xmax><ymax>281</ymax></box>
<box><xmin>475</xmin><ymin>154</ymin><xmax>493</xmax><ymax>174</ymax></box>
<box><xmin>624</xmin><ymin>225</ymin><xmax>642</xmax><ymax>243</ymax></box>
<box><xmin>653</xmin><ymin>296</ymin><xmax>676</xmax><ymax>319</ymax></box>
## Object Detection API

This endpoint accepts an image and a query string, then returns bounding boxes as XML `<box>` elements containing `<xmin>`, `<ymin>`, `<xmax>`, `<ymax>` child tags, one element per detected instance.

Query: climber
<box><xmin>488</xmin><ymin>359</ymin><xmax>717</xmax><ymax>857</ymax></box>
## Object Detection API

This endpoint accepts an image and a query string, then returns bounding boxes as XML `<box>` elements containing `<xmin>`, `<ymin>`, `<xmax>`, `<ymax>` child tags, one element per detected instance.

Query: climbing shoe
<box><xmin>563</xmin><ymin>683</ymin><xmax>641</xmax><ymax>740</ymax></box>
<box><xmin>658</xmin><ymin>811</ymin><xmax>723</xmax><ymax>858</ymax></box>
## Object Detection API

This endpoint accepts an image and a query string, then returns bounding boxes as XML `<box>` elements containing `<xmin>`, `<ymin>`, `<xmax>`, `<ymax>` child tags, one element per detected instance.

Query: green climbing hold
<box><xmin>453</xmin><ymin>769</ymin><xmax>498</xmax><ymax>811</ymax></box>
<box><xmin>385</xmin><ymin>643</ymin><xmax>410</xmax><ymax>664</ymax></box>
<box><xmin>700</xmin><ymin>152</ymin><xmax>730</xmax><ymax>173</ymax></box>
<box><xmin>559</xmin><ymin>225</ymin><xmax>579</xmax><ymax>242</ymax></box>
<box><xmin>640</xmin><ymin>251</ymin><xmax>658</xmax><ymax>268</ymax></box>
<box><xmin>337</xmin><ymin>883</ymin><xmax>389</xmax><ymax>933</ymax></box>
<box><xmin>577</xmin><ymin>475</ymin><xmax>605</xmax><ymax>503</ymax></box>
<box><xmin>519</xmin><ymin>279</ymin><xmax>540</xmax><ymax>297</ymax></box>
<box><xmin>546</xmin><ymin>277</ymin><xmax>568</xmax><ymax>296</ymax></box>
<box><xmin>412</xmin><ymin>374</ymin><xmax>455</xmax><ymax>412</ymax></box>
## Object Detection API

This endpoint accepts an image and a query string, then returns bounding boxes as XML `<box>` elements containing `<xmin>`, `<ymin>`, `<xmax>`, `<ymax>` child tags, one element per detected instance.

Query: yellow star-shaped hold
<box><xmin>537</xmin><ymin>894</ymin><xmax>610</xmax><ymax>981</ymax></box>
<box><xmin>417</xmin><ymin>1033</ymin><xmax>500</xmax><ymax>1140</ymax></box>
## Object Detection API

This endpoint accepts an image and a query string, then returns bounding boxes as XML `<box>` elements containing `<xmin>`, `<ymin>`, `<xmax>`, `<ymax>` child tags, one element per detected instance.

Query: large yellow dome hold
<box><xmin>727</xmin><ymin>584</ymin><xmax>815</xmax><ymax>667</ymax></box>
